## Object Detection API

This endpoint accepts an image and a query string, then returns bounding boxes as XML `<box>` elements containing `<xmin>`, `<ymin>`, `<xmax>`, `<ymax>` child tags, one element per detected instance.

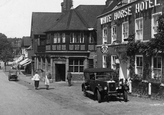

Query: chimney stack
<box><xmin>61</xmin><ymin>0</ymin><xmax>73</xmax><ymax>13</ymax></box>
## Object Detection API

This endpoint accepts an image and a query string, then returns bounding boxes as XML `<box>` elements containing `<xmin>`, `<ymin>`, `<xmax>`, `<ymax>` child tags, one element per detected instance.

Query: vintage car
<box><xmin>81</xmin><ymin>68</ymin><xmax>128</xmax><ymax>103</ymax></box>
<box><xmin>8</xmin><ymin>70</ymin><xmax>18</xmax><ymax>81</ymax></box>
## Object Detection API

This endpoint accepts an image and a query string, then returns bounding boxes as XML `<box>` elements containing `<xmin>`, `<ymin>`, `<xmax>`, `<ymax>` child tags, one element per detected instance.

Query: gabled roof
<box><xmin>31</xmin><ymin>12</ymin><xmax>62</xmax><ymax>35</ymax></box>
<box><xmin>46</xmin><ymin>5</ymin><xmax>105</xmax><ymax>32</ymax></box>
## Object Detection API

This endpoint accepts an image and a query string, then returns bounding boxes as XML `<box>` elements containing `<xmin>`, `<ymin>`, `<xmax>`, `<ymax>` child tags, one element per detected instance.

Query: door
<box><xmin>55</xmin><ymin>64</ymin><xmax>65</xmax><ymax>82</ymax></box>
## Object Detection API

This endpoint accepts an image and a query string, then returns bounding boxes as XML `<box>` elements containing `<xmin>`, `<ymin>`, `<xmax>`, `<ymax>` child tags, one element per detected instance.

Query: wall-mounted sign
<box><xmin>101</xmin><ymin>44</ymin><xmax>108</xmax><ymax>53</ymax></box>
<box><xmin>100</xmin><ymin>14</ymin><xmax>112</xmax><ymax>25</ymax></box>
<box><xmin>135</xmin><ymin>0</ymin><xmax>160</xmax><ymax>13</ymax></box>
<box><xmin>114</xmin><ymin>6</ymin><xmax>132</xmax><ymax>20</ymax></box>
<box><xmin>100</xmin><ymin>0</ymin><xmax>161</xmax><ymax>25</ymax></box>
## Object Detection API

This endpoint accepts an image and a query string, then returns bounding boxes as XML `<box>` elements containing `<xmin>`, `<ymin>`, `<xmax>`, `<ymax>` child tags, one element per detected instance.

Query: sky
<box><xmin>0</xmin><ymin>0</ymin><xmax>105</xmax><ymax>38</ymax></box>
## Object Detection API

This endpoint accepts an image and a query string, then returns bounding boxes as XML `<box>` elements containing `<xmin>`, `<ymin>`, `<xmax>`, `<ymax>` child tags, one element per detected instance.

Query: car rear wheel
<box><xmin>82</xmin><ymin>86</ymin><xmax>87</xmax><ymax>97</ymax></box>
<box><xmin>97</xmin><ymin>90</ymin><xmax>102</xmax><ymax>103</ymax></box>
<box><xmin>123</xmin><ymin>91</ymin><xmax>128</xmax><ymax>102</ymax></box>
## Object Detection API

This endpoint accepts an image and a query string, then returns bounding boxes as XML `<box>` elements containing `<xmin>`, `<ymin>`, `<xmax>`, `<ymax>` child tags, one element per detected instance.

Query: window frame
<box><xmin>111</xmin><ymin>25</ymin><xmax>117</xmax><ymax>44</ymax></box>
<box><xmin>135</xmin><ymin>17</ymin><xmax>143</xmax><ymax>41</ymax></box>
<box><xmin>62</xmin><ymin>33</ymin><xmax>66</xmax><ymax>43</ymax></box>
<box><xmin>151</xmin><ymin>12</ymin><xmax>162</xmax><ymax>38</ymax></box>
<box><xmin>102</xmin><ymin>55</ymin><xmax>107</xmax><ymax>68</ymax></box>
<box><xmin>102</xmin><ymin>26</ymin><xmax>108</xmax><ymax>44</ymax></box>
<box><xmin>122</xmin><ymin>21</ymin><xmax>129</xmax><ymax>43</ymax></box>
<box><xmin>111</xmin><ymin>55</ymin><xmax>117</xmax><ymax>70</ymax></box>
<box><xmin>69</xmin><ymin>58</ymin><xmax>84</xmax><ymax>73</ymax></box>
<box><xmin>70</xmin><ymin>33</ymin><xmax>75</xmax><ymax>43</ymax></box>
<box><xmin>151</xmin><ymin>56</ymin><xmax>162</xmax><ymax>79</ymax></box>
<box><xmin>135</xmin><ymin>55</ymin><xmax>143</xmax><ymax>76</ymax></box>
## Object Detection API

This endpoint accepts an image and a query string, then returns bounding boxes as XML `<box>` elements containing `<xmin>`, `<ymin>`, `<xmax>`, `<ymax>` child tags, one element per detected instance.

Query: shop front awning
<box><xmin>22</xmin><ymin>59</ymin><xmax>32</xmax><ymax>66</ymax></box>
<box><xmin>19</xmin><ymin>58</ymin><xmax>32</xmax><ymax>66</ymax></box>
<box><xmin>15</xmin><ymin>55</ymin><xmax>24</xmax><ymax>64</ymax></box>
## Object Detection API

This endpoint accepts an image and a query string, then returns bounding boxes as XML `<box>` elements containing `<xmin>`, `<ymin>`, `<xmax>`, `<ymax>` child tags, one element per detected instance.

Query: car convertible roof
<box><xmin>83</xmin><ymin>68</ymin><xmax>116</xmax><ymax>73</ymax></box>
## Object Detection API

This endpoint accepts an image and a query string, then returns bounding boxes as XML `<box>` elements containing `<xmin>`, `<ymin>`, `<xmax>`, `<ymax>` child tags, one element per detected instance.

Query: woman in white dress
<box><xmin>45</xmin><ymin>72</ymin><xmax>50</xmax><ymax>90</ymax></box>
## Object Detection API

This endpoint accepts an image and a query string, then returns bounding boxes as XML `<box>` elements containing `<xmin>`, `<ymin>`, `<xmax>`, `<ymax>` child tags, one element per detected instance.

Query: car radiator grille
<box><xmin>108</xmin><ymin>83</ymin><xmax>116</xmax><ymax>92</ymax></box>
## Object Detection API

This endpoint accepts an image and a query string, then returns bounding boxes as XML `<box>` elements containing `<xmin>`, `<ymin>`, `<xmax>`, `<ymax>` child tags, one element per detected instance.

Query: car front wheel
<box><xmin>97</xmin><ymin>90</ymin><xmax>102</xmax><ymax>103</ymax></box>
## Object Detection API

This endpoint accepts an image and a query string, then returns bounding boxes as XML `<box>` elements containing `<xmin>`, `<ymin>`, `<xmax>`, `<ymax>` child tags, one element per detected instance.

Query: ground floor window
<box><xmin>111</xmin><ymin>55</ymin><xmax>117</xmax><ymax>70</ymax></box>
<box><xmin>102</xmin><ymin>55</ymin><xmax>107</xmax><ymax>68</ymax></box>
<box><xmin>152</xmin><ymin>56</ymin><xmax>162</xmax><ymax>79</ymax></box>
<box><xmin>69</xmin><ymin>58</ymin><xmax>84</xmax><ymax>73</ymax></box>
<box><xmin>135</xmin><ymin>55</ymin><xmax>143</xmax><ymax>77</ymax></box>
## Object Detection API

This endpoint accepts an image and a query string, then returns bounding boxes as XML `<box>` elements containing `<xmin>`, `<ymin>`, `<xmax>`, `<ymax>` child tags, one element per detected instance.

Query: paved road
<box><xmin>0</xmin><ymin>70</ymin><xmax>84</xmax><ymax>115</ymax></box>
<box><xmin>3</xmin><ymin>68</ymin><xmax>164</xmax><ymax>115</ymax></box>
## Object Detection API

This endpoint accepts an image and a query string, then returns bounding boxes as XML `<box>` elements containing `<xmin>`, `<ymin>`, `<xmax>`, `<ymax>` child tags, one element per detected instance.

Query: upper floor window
<box><xmin>89</xmin><ymin>33</ymin><xmax>95</xmax><ymax>43</ymax></box>
<box><xmin>152</xmin><ymin>56</ymin><xmax>162</xmax><ymax>79</ymax></box>
<box><xmin>57</xmin><ymin>33</ymin><xmax>60</xmax><ymax>43</ymax></box>
<box><xmin>54</xmin><ymin>34</ymin><xmax>57</xmax><ymax>43</ymax></box>
<box><xmin>135</xmin><ymin>55</ymin><xmax>143</xmax><ymax>77</ymax></box>
<box><xmin>151</xmin><ymin>12</ymin><xmax>162</xmax><ymax>38</ymax></box>
<box><xmin>122</xmin><ymin>21</ymin><xmax>129</xmax><ymax>43</ymax></box>
<box><xmin>70</xmin><ymin>33</ymin><xmax>84</xmax><ymax>43</ymax></box>
<box><xmin>77</xmin><ymin>33</ymin><xmax>84</xmax><ymax>43</ymax></box>
<box><xmin>37</xmin><ymin>38</ymin><xmax>40</xmax><ymax>46</ymax></box>
<box><xmin>102</xmin><ymin>55</ymin><xmax>107</xmax><ymax>68</ymax></box>
<box><xmin>46</xmin><ymin>34</ymin><xmax>51</xmax><ymax>44</ymax></box>
<box><xmin>111</xmin><ymin>25</ymin><xmax>117</xmax><ymax>44</ymax></box>
<box><xmin>135</xmin><ymin>17</ymin><xmax>143</xmax><ymax>41</ymax></box>
<box><xmin>70</xmin><ymin>33</ymin><xmax>74</xmax><ymax>43</ymax></box>
<box><xmin>102</xmin><ymin>27</ymin><xmax>107</xmax><ymax>44</ymax></box>
<box><xmin>62</xmin><ymin>33</ymin><xmax>66</xmax><ymax>43</ymax></box>
<box><xmin>53</xmin><ymin>33</ymin><xmax>61</xmax><ymax>43</ymax></box>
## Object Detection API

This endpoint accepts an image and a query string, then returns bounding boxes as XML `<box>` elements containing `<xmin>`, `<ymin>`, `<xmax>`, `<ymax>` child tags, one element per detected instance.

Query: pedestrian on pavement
<box><xmin>45</xmin><ymin>71</ymin><xmax>51</xmax><ymax>90</ymax></box>
<box><xmin>67</xmin><ymin>70</ymin><xmax>72</xmax><ymax>86</ymax></box>
<box><xmin>31</xmin><ymin>70</ymin><xmax>41</xmax><ymax>90</ymax></box>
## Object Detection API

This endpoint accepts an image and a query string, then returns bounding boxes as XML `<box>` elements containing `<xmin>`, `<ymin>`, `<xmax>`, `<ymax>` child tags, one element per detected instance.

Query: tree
<box><xmin>0</xmin><ymin>33</ymin><xmax>13</xmax><ymax>70</ymax></box>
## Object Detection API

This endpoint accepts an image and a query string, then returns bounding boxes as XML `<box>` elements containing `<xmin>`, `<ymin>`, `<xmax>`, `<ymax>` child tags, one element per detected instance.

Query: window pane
<box><xmin>74</xmin><ymin>59</ymin><xmax>78</xmax><ymax>65</ymax></box>
<box><xmin>62</xmin><ymin>33</ymin><xmax>65</xmax><ymax>43</ymax></box>
<box><xmin>69</xmin><ymin>59</ymin><xmax>73</xmax><ymax>65</ymax></box>
<box><xmin>158</xmin><ymin>57</ymin><xmax>161</xmax><ymax>68</ymax></box>
<box><xmin>80</xmin><ymin>66</ymin><xmax>83</xmax><ymax>72</ymax></box>
<box><xmin>80</xmin><ymin>59</ymin><xmax>83</xmax><ymax>65</ymax></box>
<box><xmin>154</xmin><ymin>58</ymin><xmax>157</xmax><ymax>68</ymax></box>
<box><xmin>69</xmin><ymin>66</ymin><xmax>73</xmax><ymax>72</ymax></box>
<box><xmin>74</xmin><ymin>66</ymin><xmax>78</xmax><ymax>72</ymax></box>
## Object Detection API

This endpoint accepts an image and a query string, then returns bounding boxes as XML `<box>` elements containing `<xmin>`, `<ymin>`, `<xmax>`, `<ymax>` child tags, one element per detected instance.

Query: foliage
<box><xmin>0</xmin><ymin>33</ymin><xmax>13</xmax><ymax>63</ymax></box>
<box><xmin>126</xmin><ymin>13</ymin><xmax>164</xmax><ymax>83</ymax></box>
<box><xmin>127</xmin><ymin>14</ymin><xmax>164</xmax><ymax>57</ymax></box>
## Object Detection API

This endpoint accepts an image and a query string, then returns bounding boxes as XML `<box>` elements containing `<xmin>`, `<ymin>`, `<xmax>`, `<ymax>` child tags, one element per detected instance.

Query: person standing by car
<box><xmin>67</xmin><ymin>70</ymin><xmax>72</xmax><ymax>86</ymax></box>
<box><xmin>31</xmin><ymin>71</ymin><xmax>41</xmax><ymax>90</ymax></box>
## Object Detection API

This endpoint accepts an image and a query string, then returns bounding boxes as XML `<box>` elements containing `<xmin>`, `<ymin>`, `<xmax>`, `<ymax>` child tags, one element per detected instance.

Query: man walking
<box><xmin>67</xmin><ymin>70</ymin><xmax>72</xmax><ymax>86</ymax></box>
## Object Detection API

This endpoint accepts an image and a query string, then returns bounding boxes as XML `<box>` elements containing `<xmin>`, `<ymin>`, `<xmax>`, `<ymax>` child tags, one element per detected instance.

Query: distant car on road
<box><xmin>81</xmin><ymin>68</ymin><xmax>129</xmax><ymax>103</ymax></box>
<box><xmin>8</xmin><ymin>70</ymin><xmax>18</xmax><ymax>81</ymax></box>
